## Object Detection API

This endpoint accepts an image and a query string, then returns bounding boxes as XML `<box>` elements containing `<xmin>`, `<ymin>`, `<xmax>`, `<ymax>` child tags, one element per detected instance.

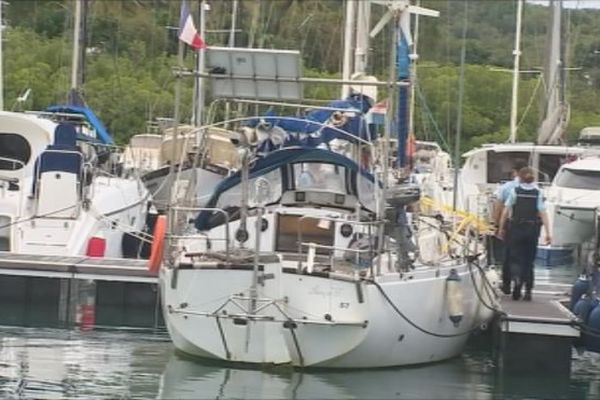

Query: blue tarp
<box><xmin>194</xmin><ymin>146</ymin><xmax>376</xmax><ymax>231</ymax></box>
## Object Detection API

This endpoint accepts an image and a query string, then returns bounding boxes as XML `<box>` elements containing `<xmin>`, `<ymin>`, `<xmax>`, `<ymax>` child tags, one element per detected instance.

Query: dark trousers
<box><xmin>508</xmin><ymin>221</ymin><xmax>540</xmax><ymax>291</ymax></box>
<box><xmin>501</xmin><ymin>221</ymin><xmax>512</xmax><ymax>290</ymax></box>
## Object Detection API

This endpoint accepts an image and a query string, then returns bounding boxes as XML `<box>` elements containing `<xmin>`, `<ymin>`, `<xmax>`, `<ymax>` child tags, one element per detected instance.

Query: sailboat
<box><xmin>0</xmin><ymin>0</ymin><xmax>151</xmax><ymax>259</ymax></box>
<box><xmin>159</xmin><ymin>0</ymin><xmax>499</xmax><ymax>368</ymax></box>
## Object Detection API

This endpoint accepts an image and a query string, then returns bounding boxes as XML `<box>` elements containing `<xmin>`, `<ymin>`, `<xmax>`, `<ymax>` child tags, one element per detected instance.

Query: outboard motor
<box><xmin>384</xmin><ymin>184</ymin><xmax>420</xmax><ymax>272</ymax></box>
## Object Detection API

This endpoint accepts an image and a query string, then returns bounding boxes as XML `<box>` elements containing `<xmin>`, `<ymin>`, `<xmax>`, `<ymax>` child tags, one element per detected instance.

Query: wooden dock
<box><xmin>0</xmin><ymin>251</ymin><xmax>161</xmax><ymax>329</ymax></box>
<box><xmin>495</xmin><ymin>283</ymin><xmax>579</xmax><ymax>376</ymax></box>
<box><xmin>0</xmin><ymin>252</ymin><xmax>157</xmax><ymax>283</ymax></box>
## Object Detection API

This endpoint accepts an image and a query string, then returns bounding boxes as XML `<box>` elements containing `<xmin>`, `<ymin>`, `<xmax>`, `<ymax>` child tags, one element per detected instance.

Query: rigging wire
<box><xmin>415</xmin><ymin>82</ymin><xmax>451</xmax><ymax>153</ymax></box>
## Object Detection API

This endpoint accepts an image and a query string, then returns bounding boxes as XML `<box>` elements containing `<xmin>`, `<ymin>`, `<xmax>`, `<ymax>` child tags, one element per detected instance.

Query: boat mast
<box><xmin>193</xmin><ymin>0</ymin><xmax>208</xmax><ymax>128</ymax></box>
<box><xmin>408</xmin><ymin>0</ymin><xmax>421</xmax><ymax>138</ymax></box>
<box><xmin>537</xmin><ymin>0</ymin><xmax>564</xmax><ymax>144</ymax></box>
<box><xmin>509</xmin><ymin>0</ymin><xmax>524</xmax><ymax>144</ymax></box>
<box><xmin>341</xmin><ymin>0</ymin><xmax>356</xmax><ymax>98</ymax></box>
<box><xmin>228</xmin><ymin>0</ymin><xmax>238</xmax><ymax>47</ymax></box>
<box><xmin>70</xmin><ymin>0</ymin><xmax>83</xmax><ymax>93</ymax></box>
<box><xmin>354</xmin><ymin>0</ymin><xmax>370</xmax><ymax>75</ymax></box>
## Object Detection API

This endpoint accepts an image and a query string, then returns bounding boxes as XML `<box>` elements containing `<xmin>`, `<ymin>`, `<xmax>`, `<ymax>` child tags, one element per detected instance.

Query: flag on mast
<box><xmin>178</xmin><ymin>1</ymin><xmax>206</xmax><ymax>49</ymax></box>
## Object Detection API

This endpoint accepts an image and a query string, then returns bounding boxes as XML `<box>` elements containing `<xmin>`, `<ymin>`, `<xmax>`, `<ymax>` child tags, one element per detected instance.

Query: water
<box><xmin>0</xmin><ymin>265</ymin><xmax>599</xmax><ymax>399</ymax></box>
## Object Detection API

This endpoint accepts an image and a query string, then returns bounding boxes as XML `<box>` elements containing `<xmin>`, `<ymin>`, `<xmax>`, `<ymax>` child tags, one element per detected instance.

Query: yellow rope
<box><xmin>420</xmin><ymin>195</ymin><xmax>492</xmax><ymax>233</ymax></box>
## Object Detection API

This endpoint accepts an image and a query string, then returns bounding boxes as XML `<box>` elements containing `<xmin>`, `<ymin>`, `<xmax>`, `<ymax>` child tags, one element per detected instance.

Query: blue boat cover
<box><xmin>194</xmin><ymin>146</ymin><xmax>376</xmax><ymax>230</ymax></box>
<box><xmin>247</xmin><ymin>93</ymin><xmax>376</xmax><ymax>153</ymax></box>
<box><xmin>45</xmin><ymin>104</ymin><xmax>114</xmax><ymax>145</ymax></box>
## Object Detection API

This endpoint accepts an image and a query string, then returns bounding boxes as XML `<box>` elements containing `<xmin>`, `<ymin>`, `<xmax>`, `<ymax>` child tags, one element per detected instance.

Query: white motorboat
<box><xmin>458</xmin><ymin>143</ymin><xmax>597</xmax><ymax>216</ymax></box>
<box><xmin>140</xmin><ymin>125</ymin><xmax>239</xmax><ymax>211</ymax></box>
<box><xmin>545</xmin><ymin>157</ymin><xmax>600</xmax><ymax>246</ymax></box>
<box><xmin>0</xmin><ymin>111</ymin><xmax>150</xmax><ymax>257</ymax></box>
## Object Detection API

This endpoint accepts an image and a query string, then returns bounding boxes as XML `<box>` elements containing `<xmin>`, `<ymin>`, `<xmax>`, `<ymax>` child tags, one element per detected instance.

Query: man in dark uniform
<box><xmin>498</xmin><ymin>167</ymin><xmax>551</xmax><ymax>301</ymax></box>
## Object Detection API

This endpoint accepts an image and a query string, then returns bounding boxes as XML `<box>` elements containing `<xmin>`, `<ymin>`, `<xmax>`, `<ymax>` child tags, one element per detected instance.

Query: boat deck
<box><xmin>0</xmin><ymin>251</ymin><xmax>157</xmax><ymax>283</ymax></box>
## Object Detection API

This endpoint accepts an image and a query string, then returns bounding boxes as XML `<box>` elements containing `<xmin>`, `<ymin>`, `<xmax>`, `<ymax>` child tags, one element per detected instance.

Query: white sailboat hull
<box><xmin>160</xmin><ymin>262</ymin><xmax>497</xmax><ymax>368</ymax></box>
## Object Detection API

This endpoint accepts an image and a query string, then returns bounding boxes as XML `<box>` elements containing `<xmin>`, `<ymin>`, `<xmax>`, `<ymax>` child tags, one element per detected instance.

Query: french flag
<box><xmin>179</xmin><ymin>1</ymin><xmax>206</xmax><ymax>50</ymax></box>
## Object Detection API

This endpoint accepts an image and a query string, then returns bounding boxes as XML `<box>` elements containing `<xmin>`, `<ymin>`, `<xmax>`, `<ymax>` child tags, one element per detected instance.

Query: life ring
<box><xmin>147</xmin><ymin>215</ymin><xmax>166</xmax><ymax>274</ymax></box>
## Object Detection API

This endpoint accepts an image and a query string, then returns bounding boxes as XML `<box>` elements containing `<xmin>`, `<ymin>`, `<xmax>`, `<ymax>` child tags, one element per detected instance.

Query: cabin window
<box><xmin>486</xmin><ymin>151</ymin><xmax>530</xmax><ymax>184</ymax></box>
<box><xmin>554</xmin><ymin>168</ymin><xmax>600</xmax><ymax>190</ymax></box>
<box><xmin>294</xmin><ymin>163</ymin><xmax>345</xmax><ymax>193</ymax></box>
<box><xmin>215</xmin><ymin>168</ymin><xmax>282</xmax><ymax>210</ymax></box>
<box><xmin>275</xmin><ymin>214</ymin><xmax>334</xmax><ymax>255</ymax></box>
<box><xmin>0</xmin><ymin>133</ymin><xmax>31</xmax><ymax>170</ymax></box>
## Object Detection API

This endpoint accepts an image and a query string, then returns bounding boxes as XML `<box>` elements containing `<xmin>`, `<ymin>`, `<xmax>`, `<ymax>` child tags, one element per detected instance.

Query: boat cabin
<box><xmin>460</xmin><ymin>143</ymin><xmax>595</xmax><ymax>190</ymax></box>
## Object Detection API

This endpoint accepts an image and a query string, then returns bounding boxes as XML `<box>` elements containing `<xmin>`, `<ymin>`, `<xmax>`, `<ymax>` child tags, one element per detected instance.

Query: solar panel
<box><xmin>205</xmin><ymin>47</ymin><xmax>303</xmax><ymax>101</ymax></box>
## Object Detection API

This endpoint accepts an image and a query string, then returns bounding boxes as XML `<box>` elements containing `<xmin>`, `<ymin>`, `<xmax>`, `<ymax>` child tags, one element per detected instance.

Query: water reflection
<box><xmin>158</xmin><ymin>353</ymin><xmax>493</xmax><ymax>400</ymax></box>
<box><xmin>1</xmin><ymin>325</ymin><xmax>600</xmax><ymax>399</ymax></box>
<box><xmin>0</xmin><ymin>326</ymin><xmax>170</xmax><ymax>399</ymax></box>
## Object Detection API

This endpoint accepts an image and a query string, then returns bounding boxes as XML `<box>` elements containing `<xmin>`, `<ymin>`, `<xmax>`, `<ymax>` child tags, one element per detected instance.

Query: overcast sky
<box><xmin>528</xmin><ymin>0</ymin><xmax>600</xmax><ymax>8</ymax></box>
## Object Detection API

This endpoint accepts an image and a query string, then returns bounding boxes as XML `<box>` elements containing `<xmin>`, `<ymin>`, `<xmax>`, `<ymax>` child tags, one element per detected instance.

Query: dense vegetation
<box><xmin>4</xmin><ymin>0</ymin><xmax>600</xmax><ymax>152</ymax></box>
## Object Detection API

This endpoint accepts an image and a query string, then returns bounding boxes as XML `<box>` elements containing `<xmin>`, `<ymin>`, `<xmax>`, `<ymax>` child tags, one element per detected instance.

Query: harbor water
<box><xmin>0</xmin><ymin>265</ymin><xmax>599</xmax><ymax>399</ymax></box>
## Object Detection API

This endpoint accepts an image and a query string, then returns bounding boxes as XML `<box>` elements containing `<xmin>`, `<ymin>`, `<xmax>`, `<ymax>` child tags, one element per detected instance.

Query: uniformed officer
<box><xmin>494</xmin><ymin>160</ymin><xmax>527</xmax><ymax>294</ymax></box>
<box><xmin>498</xmin><ymin>167</ymin><xmax>551</xmax><ymax>301</ymax></box>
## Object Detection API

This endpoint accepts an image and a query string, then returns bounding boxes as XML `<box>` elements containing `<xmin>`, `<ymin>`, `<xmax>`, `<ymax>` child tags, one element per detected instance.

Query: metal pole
<box><xmin>167</xmin><ymin>39</ymin><xmax>185</xmax><ymax>234</ymax></box>
<box><xmin>509</xmin><ymin>0</ymin><xmax>524</xmax><ymax>143</ymax></box>
<box><xmin>178</xmin><ymin>69</ymin><xmax>410</xmax><ymax>87</ymax></box>
<box><xmin>0</xmin><ymin>0</ymin><xmax>4</xmax><ymax>111</ymax></box>
<box><xmin>342</xmin><ymin>0</ymin><xmax>356</xmax><ymax>98</ymax></box>
<box><xmin>71</xmin><ymin>0</ymin><xmax>82</xmax><ymax>91</ymax></box>
<box><xmin>453</xmin><ymin>1</ymin><xmax>469</xmax><ymax>212</ymax></box>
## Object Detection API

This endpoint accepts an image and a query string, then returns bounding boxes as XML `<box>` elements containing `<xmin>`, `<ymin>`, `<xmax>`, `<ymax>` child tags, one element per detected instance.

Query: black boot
<box><xmin>501</xmin><ymin>282</ymin><xmax>511</xmax><ymax>295</ymax></box>
<box><xmin>512</xmin><ymin>281</ymin><xmax>522</xmax><ymax>300</ymax></box>
<box><xmin>523</xmin><ymin>289</ymin><xmax>532</xmax><ymax>301</ymax></box>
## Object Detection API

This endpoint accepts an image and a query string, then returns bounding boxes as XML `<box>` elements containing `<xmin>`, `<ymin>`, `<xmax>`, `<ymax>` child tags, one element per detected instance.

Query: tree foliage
<box><xmin>3</xmin><ymin>0</ymin><xmax>600</xmax><ymax>150</ymax></box>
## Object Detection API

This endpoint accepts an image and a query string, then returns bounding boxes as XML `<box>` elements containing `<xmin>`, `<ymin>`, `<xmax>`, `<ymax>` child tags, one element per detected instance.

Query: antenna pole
<box><xmin>509</xmin><ymin>0</ymin><xmax>524</xmax><ymax>144</ymax></box>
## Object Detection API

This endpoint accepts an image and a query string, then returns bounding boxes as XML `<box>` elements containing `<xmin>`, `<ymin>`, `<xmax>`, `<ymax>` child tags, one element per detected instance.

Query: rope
<box><xmin>368</xmin><ymin>278</ymin><xmax>487</xmax><ymax>338</ymax></box>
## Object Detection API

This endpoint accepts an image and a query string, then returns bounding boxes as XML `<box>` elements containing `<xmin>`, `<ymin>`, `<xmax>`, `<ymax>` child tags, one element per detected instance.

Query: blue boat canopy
<box><xmin>194</xmin><ymin>146</ymin><xmax>378</xmax><ymax>230</ymax></box>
